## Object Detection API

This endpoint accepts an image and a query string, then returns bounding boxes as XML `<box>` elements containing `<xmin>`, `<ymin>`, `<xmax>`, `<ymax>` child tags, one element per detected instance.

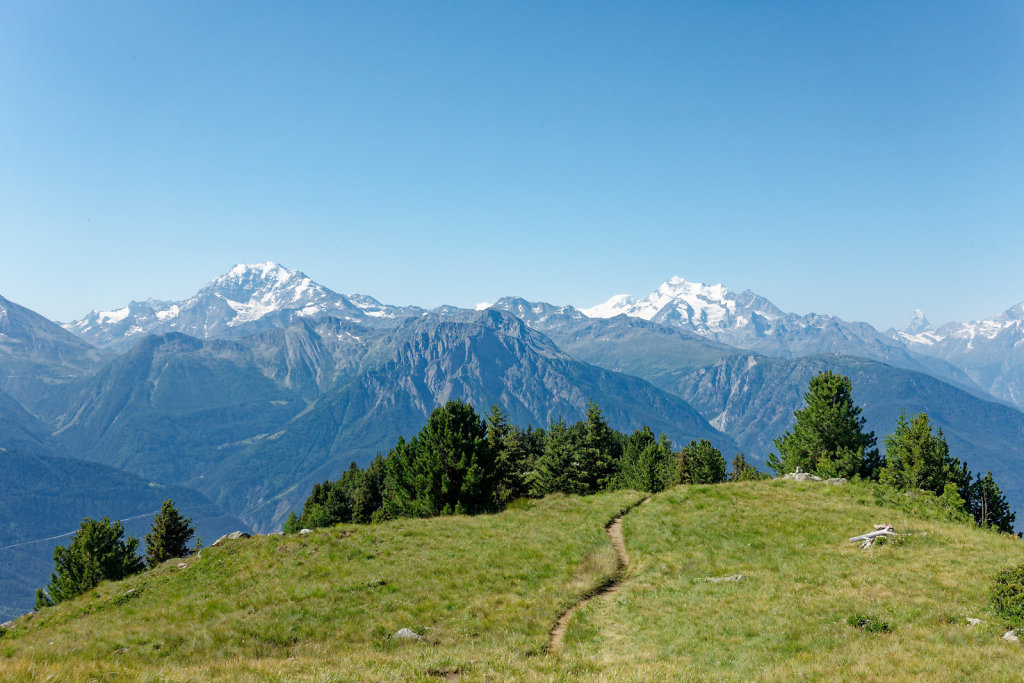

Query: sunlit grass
<box><xmin>563</xmin><ymin>479</ymin><xmax>1024</xmax><ymax>680</ymax></box>
<box><xmin>4</xmin><ymin>481</ymin><xmax>1024</xmax><ymax>681</ymax></box>
<box><xmin>0</xmin><ymin>490</ymin><xmax>644</xmax><ymax>681</ymax></box>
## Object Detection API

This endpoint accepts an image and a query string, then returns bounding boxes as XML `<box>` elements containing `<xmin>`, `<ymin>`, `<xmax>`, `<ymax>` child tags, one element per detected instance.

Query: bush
<box><xmin>847</xmin><ymin>614</ymin><xmax>892</xmax><ymax>633</ymax></box>
<box><xmin>991</xmin><ymin>563</ymin><xmax>1024</xmax><ymax>629</ymax></box>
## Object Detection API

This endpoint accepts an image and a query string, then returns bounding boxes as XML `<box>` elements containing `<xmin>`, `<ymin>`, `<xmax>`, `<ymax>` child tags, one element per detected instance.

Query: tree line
<box><xmin>288</xmin><ymin>371</ymin><xmax>1014</xmax><ymax>535</ymax></box>
<box><xmin>34</xmin><ymin>499</ymin><xmax>197</xmax><ymax>609</ymax></box>
<box><xmin>767</xmin><ymin>370</ymin><xmax>1014</xmax><ymax>532</ymax></box>
<box><xmin>283</xmin><ymin>400</ymin><xmax>765</xmax><ymax>532</ymax></box>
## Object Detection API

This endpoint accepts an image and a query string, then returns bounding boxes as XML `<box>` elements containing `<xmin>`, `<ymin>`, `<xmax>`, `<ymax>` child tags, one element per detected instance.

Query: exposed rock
<box><xmin>1004</xmin><ymin>630</ymin><xmax>1019</xmax><ymax>643</ymax></box>
<box><xmin>966</xmin><ymin>617</ymin><xmax>981</xmax><ymax>626</ymax></box>
<box><xmin>177</xmin><ymin>562</ymin><xmax>188</xmax><ymax>569</ymax></box>
<box><xmin>124</xmin><ymin>588</ymin><xmax>137</xmax><ymax>598</ymax></box>
<box><xmin>782</xmin><ymin>467</ymin><xmax>822</xmax><ymax>482</ymax></box>
<box><xmin>706</xmin><ymin>574</ymin><xmax>747</xmax><ymax>583</ymax></box>
<box><xmin>212</xmin><ymin>531</ymin><xmax>251</xmax><ymax>546</ymax></box>
<box><xmin>299</xmin><ymin>528</ymin><xmax>313</xmax><ymax>535</ymax></box>
<box><xmin>394</xmin><ymin>627</ymin><xmax>422</xmax><ymax>640</ymax></box>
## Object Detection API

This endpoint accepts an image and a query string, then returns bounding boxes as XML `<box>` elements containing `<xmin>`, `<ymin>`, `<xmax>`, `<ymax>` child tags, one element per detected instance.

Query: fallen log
<box><xmin>849</xmin><ymin>529</ymin><xmax>896</xmax><ymax>543</ymax></box>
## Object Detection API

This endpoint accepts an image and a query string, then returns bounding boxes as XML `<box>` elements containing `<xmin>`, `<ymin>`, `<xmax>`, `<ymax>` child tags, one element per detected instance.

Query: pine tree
<box><xmin>767</xmin><ymin>371</ymin><xmax>881</xmax><ymax>479</ymax></box>
<box><xmin>529</xmin><ymin>416</ymin><xmax>579</xmax><ymax>496</ymax></box>
<box><xmin>36</xmin><ymin>517</ymin><xmax>144</xmax><ymax>608</ymax></box>
<box><xmin>729</xmin><ymin>453</ymin><xmax>768</xmax><ymax>482</ymax></box>
<box><xmin>617</xmin><ymin>426</ymin><xmax>674</xmax><ymax>493</ymax></box>
<box><xmin>487</xmin><ymin>405</ymin><xmax>530</xmax><ymax>505</ymax></box>
<box><xmin>677</xmin><ymin>440</ymin><xmax>727</xmax><ymax>485</ymax></box>
<box><xmin>380</xmin><ymin>400</ymin><xmax>495</xmax><ymax>518</ymax></box>
<box><xmin>145</xmin><ymin>499</ymin><xmax>196</xmax><ymax>568</ymax></box>
<box><xmin>880</xmin><ymin>412</ymin><xmax>952</xmax><ymax>494</ymax></box>
<box><xmin>970</xmin><ymin>471</ymin><xmax>1015</xmax><ymax>533</ymax></box>
<box><xmin>576</xmin><ymin>401</ymin><xmax>621</xmax><ymax>493</ymax></box>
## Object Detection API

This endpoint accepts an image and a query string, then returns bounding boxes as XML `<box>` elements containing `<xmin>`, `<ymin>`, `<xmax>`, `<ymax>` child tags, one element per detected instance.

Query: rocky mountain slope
<box><xmin>896</xmin><ymin>302</ymin><xmax>1024</xmax><ymax>408</ymax></box>
<box><xmin>63</xmin><ymin>262</ymin><xmax>423</xmax><ymax>351</ymax></box>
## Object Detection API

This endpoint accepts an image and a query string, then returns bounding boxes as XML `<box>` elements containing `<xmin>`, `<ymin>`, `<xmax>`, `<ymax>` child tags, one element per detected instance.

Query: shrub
<box><xmin>847</xmin><ymin>614</ymin><xmax>892</xmax><ymax>633</ymax></box>
<box><xmin>991</xmin><ymin>563</ymin><xmax>1024</xmax><ymax>629</ymax></box>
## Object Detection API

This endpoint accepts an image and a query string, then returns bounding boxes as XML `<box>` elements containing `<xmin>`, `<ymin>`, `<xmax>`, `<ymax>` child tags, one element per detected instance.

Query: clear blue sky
<box><xmin>1</xmin><ymin>1</ymin><xmax>1022</xmax><ymax>329</ymax></box>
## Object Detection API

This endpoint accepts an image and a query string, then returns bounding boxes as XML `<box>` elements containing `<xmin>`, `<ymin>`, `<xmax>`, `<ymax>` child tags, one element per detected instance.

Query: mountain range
<box><xmin>3</xmin><ymin>262</ymin><xmax>1024</xmax><ymax>619</ymax></box>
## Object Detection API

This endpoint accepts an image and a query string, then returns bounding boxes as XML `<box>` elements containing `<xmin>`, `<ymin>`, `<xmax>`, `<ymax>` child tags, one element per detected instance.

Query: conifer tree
<box><xmin>617</xmin><ymin>426</ymin><xmax>674</xmax><ymax>493</ymax></box>
<box><xmin>970</xmin><ymin>471</ymin><xmax>1015</xmax><ymax>533</ymax></box>
<box><xmin>880</xmin><ymin>412</ymin><xmax>952</xmax><ymax>494</ymax></box>
<box><xmin>729</xmin><ymin>453</ymin><xmax>768</xmax><ymax>482</ymax></box>
<box><xmin>576</xmin><ymin>401</ymin><xmax>621</xmax><ymax>493</ymax></box>
<box><xmin>768</xmin><ymin>371</ymin><xmax>881</xmax><ymax>479</ymax></box>
<box><xmin>487</xmin><ymin>405</ymin><xmax>530</xmax><ymax>505</ymax></box>
<box><xmin>677</xmin><ymin>439</ymin><xmax>727</xmax><ymax>485</ymax></box>
<box><xmin>36</xmin><ymin>517</ymin><xmax>144</xmax><ymax>608</ymax></box>
<box><xmin>145</xmin><ymin>499</ymin><xmax>195</xmax><ymax>568</ymax></box>
<box><xmin>529</xmin><ymin>416</ymin><xmax>580</xmax><ymax>496</ymax></box>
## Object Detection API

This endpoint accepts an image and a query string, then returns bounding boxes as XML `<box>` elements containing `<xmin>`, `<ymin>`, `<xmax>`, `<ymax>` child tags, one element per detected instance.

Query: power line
<box><xmin>0</xmin><ymin>509</ymin><xmax>160</xmax><ymax>552</ymax></box>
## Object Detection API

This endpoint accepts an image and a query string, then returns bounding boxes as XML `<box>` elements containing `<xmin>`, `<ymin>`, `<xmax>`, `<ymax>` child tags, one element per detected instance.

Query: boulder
<box><xmin>394</xmin><ymin>627</ymin><xmax>422</xmax><ymax>640</ymax></box>
<box><xmin>1004</xmin><ymin>630</ymin><xmax>1019</xmax><ymax>643</ymax></box>
<box><xmin>212</xmin><ymin>531</ymin><xmax>251</xmax><ymax>546</ymax></box>
<box><xmin>299</xmin><ymin>528</ymin><xmax>313</xmax><ymax>535</ymax></box>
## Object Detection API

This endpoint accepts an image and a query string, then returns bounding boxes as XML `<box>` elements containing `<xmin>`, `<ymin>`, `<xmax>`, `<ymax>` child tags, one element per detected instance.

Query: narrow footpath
<box><xmin>548</xmin><ymin>497</ymin><xmax>650</xmax><ymax>652</ymax></box>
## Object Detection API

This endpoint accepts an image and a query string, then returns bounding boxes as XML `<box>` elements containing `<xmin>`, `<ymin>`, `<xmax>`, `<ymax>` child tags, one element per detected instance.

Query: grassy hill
<box><xmin>3</xmin><ymin>482</ymin><xmax>1024</xmax><ymax>680</ymax></box>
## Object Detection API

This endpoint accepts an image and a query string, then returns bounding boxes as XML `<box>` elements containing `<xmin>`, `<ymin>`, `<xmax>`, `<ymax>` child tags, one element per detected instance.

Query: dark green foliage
<box><xmin>282</xmin><ymin>511</ymin><xmax>301</xmax><ymax>534</ymax></box>
<box><xmin>529</xmin><ymin>417</ymin><xmax>581</xmax><ymax>496</ymax></box>
<box><xmin>677</xmin><ymin>440</ymin><xmax>727</xmax><ymax>485</ymax></box>
<box><xmin>991</xmin><ymin>563</ymin><xmax>1024</xmax><ymax>629</ymax></box>
<box><xmin>576</xmin><ymin>402</ymin><xmax>621</xmax><ymax>493</ymax></box>
<box><xmin>354</xmin><ymin>455</ymin><xmax>387</xmax><ymax>523</ymax></box>
<box><xmin>36</xmin><ymin>517</ymin><xmax>144</xmax><ymax>608</ymax></box>
<box><xmin>144</xmin><ymin>499</ymin><xmax>195</xmax><ymax>568</ymax></box>
<box><xmin>970</xmin><ymin>471</ymin><xmax>1015</xmax><ymax>533</ymax></box>
<box><xmin>381</xmin><ymin>400</ymin><xmax>496</xmax><ymax>518</ymax></box>
<box><xmin>487</xmin><ymin>405</ymin><xmax>535</xmax><ymax>506</ymax></box>
<box><xmin>880</xmin><ymin>412</ymin><xmax>953</xmax><ymax>494</ymax></box>
<box><xmin>728</xmin><ymin>453</ymin><xmax>769</xmax><ymax>482</ymax></box>
<box><xmin>616</xmin><ymin>427</ymin><xmax>675</xmax><ymax>493</ymax></box>
<box><xmin>847</xmin><ymin>614</ymin><xmax>892</xmax><ymax>633</ymax></box>
<box><xmin>768</xmin><ymin>371</ymin><xmax>881</xmax><ymax>479</ymax></box>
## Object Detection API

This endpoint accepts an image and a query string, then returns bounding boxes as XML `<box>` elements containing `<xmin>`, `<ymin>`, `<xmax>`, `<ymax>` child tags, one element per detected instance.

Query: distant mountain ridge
<box><xmin>63</xmin><ymin>262</ymin><xmax>424</xmax><ymax>352</ymax></box>
<box><xmin>894</xmin><ymin>302</ymin><xmax>1024</xmax><ymax>407</ymax></box>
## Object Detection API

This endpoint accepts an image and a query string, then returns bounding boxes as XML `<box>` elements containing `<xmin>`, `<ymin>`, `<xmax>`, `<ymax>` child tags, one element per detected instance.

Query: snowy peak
<box><xmin>901</xmin><ymin>309</ymin><xmax>934</xmax><ymax>336</ymax></box>
<box><xmin>63</xmin><ymin>262</ymin><xmax>424</xmax><ymax>351</ymax></box>
<box><xmin>581</xmin><ymin>276</ymin><xmax>769</xmax><ymax>333</ymax></box>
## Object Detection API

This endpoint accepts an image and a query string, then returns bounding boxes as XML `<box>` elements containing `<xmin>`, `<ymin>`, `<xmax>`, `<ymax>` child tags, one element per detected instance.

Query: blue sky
<box><xmin>1</xmin><ymin>2</ymin><xmax>1022</xmax><ymax>329</ymax></box>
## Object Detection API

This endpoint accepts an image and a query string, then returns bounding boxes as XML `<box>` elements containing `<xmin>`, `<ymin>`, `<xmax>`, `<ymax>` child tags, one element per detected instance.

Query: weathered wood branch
<box><xmin>849</xmin><ymin>529</ymin><xmax>895</xmax><ymax>543</ymax></box>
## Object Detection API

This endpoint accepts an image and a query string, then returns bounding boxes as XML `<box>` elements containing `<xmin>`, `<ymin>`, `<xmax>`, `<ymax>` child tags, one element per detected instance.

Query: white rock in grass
<box><xmin>966</xmin><ymin>617</ymin><xmax>981</xmax><ymax>626</ymax></box>
<box><xmin>705</xmin><ymin>574</ymin><xmax>747</xmax><ymax>583</ymax></box>
<box><xmin>299</xmin><ymin>528</ymin><xmax>313</xmax><ymax>535</ymax></box>
<box><xmin>1004</xmin><ymin>630</ymin><xmax>1019</xmax><ymax>643</ymax></box>
<box><xmin>212</xmin><ymin>531</ymin><xmax>251</xmax><ymax>546</ymax></box>
<box><xmin>394</xmin><ymin>628</ymin><xmax>422</xmax><ymax>640</ymax></box>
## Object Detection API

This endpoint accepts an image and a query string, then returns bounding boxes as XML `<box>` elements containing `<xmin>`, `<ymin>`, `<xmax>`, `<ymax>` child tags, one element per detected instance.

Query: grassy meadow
<box><xmin>4</xmin><ymin>481</ymin><xmax>1024</xmax><ymax>680</ymax></box>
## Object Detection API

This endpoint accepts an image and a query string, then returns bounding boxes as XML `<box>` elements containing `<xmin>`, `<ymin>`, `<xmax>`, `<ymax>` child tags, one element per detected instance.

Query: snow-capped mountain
<box><xmin>581</xmin><ymin>277</ymin><xmax>784</xmax><ymax>336</ymax></box>
<box><xmin>63</xmin><ymin>262</ymin><xmax>424</xmax><ymax>351</ymax></box>
<box><xmin>582</xmin><ymin>277</ymin><xmax>912</xmax><ymax>360</ymax></box>
<box><xmin>895</xmin><ymin>302</ymin><xmax>1024</xmax><ymax>407</ymax></box>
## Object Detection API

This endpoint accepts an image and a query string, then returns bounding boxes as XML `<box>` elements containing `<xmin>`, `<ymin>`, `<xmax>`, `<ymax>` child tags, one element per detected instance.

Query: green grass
<box><xmin>560</xmin><ymin>479</ymin><xmax>1024</xmax><ymax>680</ymax></box>
<box><xmin>0</xmin><ymin>490</ymin><xmax>643</xmax><ymax>681</ymax></box>
<box><xmin>4</xmin><ymin>481</ymin><xmax>1024</xmax><ymax>681</ymax></box>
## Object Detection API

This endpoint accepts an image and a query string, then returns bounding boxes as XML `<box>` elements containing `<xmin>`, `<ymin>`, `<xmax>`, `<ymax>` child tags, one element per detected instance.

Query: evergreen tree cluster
<box><xmin>287</xmin><ymin>399</ymin><xmax>752</xmax><ymax>531</ymax></box>
<box><xmin>35</xmin><ymin>499</ymin><xmax>197</xmax><ymax>609</ymax></box>
<box><xmin>769</xmin><ymin>371</ymin><xmax>1015</xmax><ymax>533</ymax></box>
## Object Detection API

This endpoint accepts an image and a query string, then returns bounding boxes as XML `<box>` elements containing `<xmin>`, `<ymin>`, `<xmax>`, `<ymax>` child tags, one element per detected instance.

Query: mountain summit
<box><xmin>63</xmin><ymin>262</ymin><xmax>423</xmax><ymax>351</ymax></box>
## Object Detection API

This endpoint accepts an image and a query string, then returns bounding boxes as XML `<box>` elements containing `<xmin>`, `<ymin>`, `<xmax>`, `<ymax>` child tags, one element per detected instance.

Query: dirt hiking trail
<box><xmin>548</xmin><ymin>497</ymin><xmax>650</xmax><ymax>652</ymax></box>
